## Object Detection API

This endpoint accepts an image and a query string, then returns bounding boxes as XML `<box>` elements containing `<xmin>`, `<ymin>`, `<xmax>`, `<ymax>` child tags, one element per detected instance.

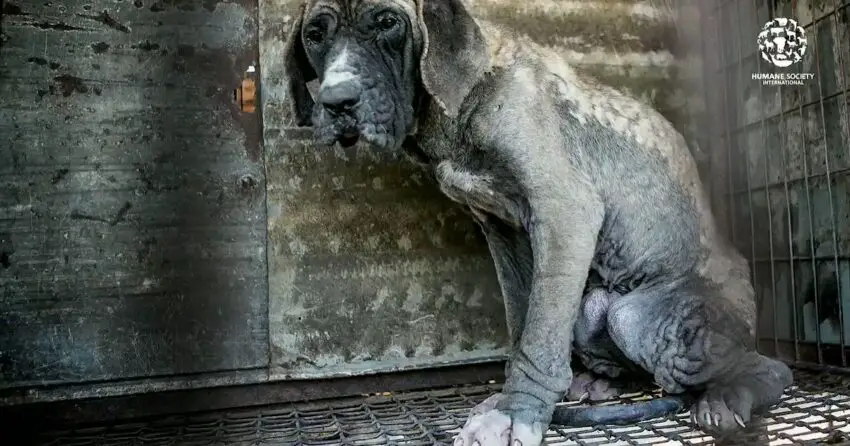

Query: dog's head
<box><xmin>283</xmin><ymin>0</ymin><xmax>489</xmax><ymax>150</ymax></box>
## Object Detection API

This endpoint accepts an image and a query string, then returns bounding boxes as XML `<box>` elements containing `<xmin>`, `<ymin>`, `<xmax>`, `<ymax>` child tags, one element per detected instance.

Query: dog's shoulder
<box><xmin>473</xmin><ymin>20</ymin><xmax>692</xmax><ymax>163</ymax></box>
<box><xmin>483</xmin><ymin>28</ymin><xmax>701</xmax><ymax>200</ymax></box>
<box><xmin>421</xmin><ymin>18</ymin><xmax>696</xmax><ymax>183</ymax></box>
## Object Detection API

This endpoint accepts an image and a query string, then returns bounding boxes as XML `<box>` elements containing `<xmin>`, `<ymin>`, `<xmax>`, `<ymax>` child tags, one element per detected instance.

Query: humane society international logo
<box><xmin>751</xmin><ymin>17</ymin><xmax>814</xmax><ymax>86</ymax></box>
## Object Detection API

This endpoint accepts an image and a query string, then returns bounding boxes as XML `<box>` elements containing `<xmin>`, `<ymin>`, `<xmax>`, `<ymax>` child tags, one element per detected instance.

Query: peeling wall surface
<box><xmin>0</xmin><ymin>0</ymin><xmax>268</xmax><ymax>396</ymax></box>
<box><xmin>261</xmin><ymin>0</ymin><xmax>699</xmax><ymax>378</ymax></box>
<box><xmin>701</xmin><ymin>0</ymin><xmax>850</xmax><ymax>352</ymax></box>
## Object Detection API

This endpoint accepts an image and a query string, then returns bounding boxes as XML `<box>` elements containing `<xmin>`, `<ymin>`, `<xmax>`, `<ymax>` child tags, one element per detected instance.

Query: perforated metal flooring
<box><xmin>24</xmin><ymin>370</ymin><xmax>850</xmax><ymax>445</ymax></box>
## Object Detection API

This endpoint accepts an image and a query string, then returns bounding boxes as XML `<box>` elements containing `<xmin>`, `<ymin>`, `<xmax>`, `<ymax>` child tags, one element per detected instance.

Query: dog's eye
<box><xmin>378</xmin><ymin>15</ymin><xmax>398</xmax><ymax>31</ymax></box>
<box><xmin>304</xmin><ymin>29</ymin><xmax>324</xmax><ymax>44</ymax></box>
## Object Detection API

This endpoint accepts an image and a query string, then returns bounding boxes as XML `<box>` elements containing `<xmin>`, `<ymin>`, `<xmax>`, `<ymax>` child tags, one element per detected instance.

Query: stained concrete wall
<box><xmin>261</xmin><ymin>0</ymin><xmax>707</xmax><ymax>379</ymax></box>
<box><xmin>702</xmin><ymin>0</ymin><xmax>850</xmax><ymax>352</ymax></box>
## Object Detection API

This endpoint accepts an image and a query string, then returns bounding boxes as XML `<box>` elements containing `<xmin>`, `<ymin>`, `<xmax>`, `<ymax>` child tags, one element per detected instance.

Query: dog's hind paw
<box><xmin>566</xmin><ymin>372</ymin><xmax>627</xmax><ymax>402</ymax></box>
<box><xmin>692</xmin><ymin>385</ymin><xmax>754</xmax><ymax>437</ymax></box>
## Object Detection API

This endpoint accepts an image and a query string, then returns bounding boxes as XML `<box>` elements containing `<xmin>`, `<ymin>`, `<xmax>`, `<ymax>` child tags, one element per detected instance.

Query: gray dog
<box><xmin>282</xmin><ymin>0</ymin><xmax>794</xmax><ymax>444</ymax></box>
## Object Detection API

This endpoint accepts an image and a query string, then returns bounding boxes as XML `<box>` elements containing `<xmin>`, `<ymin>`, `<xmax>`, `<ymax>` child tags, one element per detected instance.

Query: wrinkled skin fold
<box><xmin>282</xmin><ymin>0</ymin><xmax>795</xmax><ymax>444</ymax></box>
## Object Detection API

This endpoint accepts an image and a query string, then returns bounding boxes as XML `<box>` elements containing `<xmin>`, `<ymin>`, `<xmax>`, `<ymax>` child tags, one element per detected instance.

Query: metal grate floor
<box><xmin>24</xmin><ymin>370</ymin><xmax>850</xmax><ymax>445</ymax></box>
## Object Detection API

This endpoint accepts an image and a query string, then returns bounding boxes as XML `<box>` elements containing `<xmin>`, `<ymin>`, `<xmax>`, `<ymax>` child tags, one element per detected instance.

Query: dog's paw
<box><xmin>467</xmin><ymin>393</ymin><xmax>505</xmax><ymax>421</ymax></box>
<box><xmin>692</xmin><ymin>385</ymin><xmax>754</xmax><ymax>436</ymax></box>
<box><xmin>566</xmin><ymin>372</ymin><xmax>623</xmax><ymax>402</ymax></box>
<box><xmin>454</xmin><ymin>404</ymin><xmax>544</xmax><ymax>446</ymax></box>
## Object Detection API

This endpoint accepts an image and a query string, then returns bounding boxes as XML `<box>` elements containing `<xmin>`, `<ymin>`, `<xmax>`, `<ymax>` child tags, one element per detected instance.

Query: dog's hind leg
<box><xmin>570</xmin><ymin>288</ymin><xmax>643</xmax><ymax>402</ymax></box>
<box><xmin>566</xmin><ymin>370</ymin><xmax>642</xmax><ymax>402</ymax></box>
<box><xmin>605</xmin><ymin>280</ymin><xmax>793</xmax><ymax>437</ymax></box>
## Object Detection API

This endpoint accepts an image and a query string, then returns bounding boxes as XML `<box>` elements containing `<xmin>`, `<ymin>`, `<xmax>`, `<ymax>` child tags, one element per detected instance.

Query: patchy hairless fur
<box><xmin>282</xmin><ymin>0</ymin><xmax>794</xmax><ymax>444</ymax></box>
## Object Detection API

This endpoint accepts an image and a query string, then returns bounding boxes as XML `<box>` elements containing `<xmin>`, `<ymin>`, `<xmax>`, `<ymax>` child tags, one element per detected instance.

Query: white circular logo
<box><xmin>757</xmin><ymin>17</ymin><xmax>807</xmax><ymax>68</ymax></box>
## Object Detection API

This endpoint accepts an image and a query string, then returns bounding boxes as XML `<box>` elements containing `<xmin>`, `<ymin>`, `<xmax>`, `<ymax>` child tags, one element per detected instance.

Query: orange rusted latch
<box><xmin>234</xmin><ymin>65</ymin><xmax>257</xmax><ymax>113</ymax></box>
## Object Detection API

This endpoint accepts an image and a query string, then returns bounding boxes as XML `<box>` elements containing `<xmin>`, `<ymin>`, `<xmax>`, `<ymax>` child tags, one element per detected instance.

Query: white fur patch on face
<box><xmin>322</xmin><ymin>45</ymin><xmax>357</xmax><ymax>87</ymax></box>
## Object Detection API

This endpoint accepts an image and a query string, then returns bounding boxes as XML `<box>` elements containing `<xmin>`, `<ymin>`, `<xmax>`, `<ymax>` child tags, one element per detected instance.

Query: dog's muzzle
<box><xmin>317</xmin><ymin>78</ymin><xmax>362</xmax><ymax>148</ymax></box>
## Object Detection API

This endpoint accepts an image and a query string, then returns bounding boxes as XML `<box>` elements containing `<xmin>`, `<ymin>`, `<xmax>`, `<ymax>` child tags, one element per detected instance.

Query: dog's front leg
<box><xmin>435</xmin><ymin>160</ymin><xmax>531</xmax><ymax>357</ymax></box>
<box><xmin>455</xmin><ymin>185</ymin><xmax>604</xmax><ymax>446</ymax></box>
<box><xmin>477</xmin><ymin>216</ymin><xmax>533</xmax><ymax>374</ymax></box>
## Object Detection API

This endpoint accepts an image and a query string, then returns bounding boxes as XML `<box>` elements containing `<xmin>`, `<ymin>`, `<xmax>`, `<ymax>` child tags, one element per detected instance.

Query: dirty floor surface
<box><xmin>21</xmin><ymin>370</ymin><xmax>850</xmax><ymax>445</ymax></box>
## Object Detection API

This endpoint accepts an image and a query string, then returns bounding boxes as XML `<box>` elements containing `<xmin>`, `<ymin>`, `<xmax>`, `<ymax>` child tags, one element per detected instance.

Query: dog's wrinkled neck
<box><xmin>406</xmin><ymin>94</ymin><xmax>466</xmax><ymax>166</ymax></box>
<box><xmin>400</xmin><ymin>89</ymin><xmax>431</xmax><ymax>164</ymax></box>
<box><xmin>407</xmin><ymin>86</ymin><xmax>427</xmax><ymax>134</ymax></box>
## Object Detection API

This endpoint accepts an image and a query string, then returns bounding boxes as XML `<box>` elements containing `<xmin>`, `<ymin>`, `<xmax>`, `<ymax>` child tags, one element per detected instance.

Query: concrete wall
<box><xmin>260</xmin><ymin>0</ymin><xmax>707</xmax><ymax>379</ymax></box>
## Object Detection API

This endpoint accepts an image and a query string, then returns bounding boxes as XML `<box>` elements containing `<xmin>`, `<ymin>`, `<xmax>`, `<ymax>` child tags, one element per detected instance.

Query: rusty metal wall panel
<box><xmin>0</xmin><ymin>0</ymin><xmax>269</xmax><ymax>391</ymax></box>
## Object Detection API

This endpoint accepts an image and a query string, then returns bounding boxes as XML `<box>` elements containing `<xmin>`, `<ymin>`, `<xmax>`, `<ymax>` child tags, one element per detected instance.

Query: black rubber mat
<box><xmin>24</xmin><ymin>370</ymin><xmax>850</xmax><ymax>445</ymax></box>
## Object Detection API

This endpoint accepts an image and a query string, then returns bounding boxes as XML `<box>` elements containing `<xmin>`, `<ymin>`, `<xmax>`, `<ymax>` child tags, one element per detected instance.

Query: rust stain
<box><xmin>91</xmin><ymin>42</ymin><xmax>110</xmax><ymax>54</ymax></box>
<box><xmin>0</xmin><ymin>232</ymin><xmax>13</xmax><ymax>270</ymax></box>
<box><xmin>131</xmin><ymin>41</ymin><xmax>160</xmax><ymax>51</ymax></box>
<box><xmin>203</xmin><ymin>0</ymin><xmax>218</xmax><ymax>12</ymax></box>
<box><xmin>234</xmin><ymin>78</ymin><xmax>257</xmax><ymax>113</ymax></box>
<box><xmin>162</xmin><ymin>41</ymin><xmax>262</xmax><ymax>162</ymax></box>
<box><xmin>109</xmin><ymin>202</ymin><xmax>133</xmax><ymax>226</ymax></box>
<box><xmin>27</xmin><ymin>57</ymin><xmax>61</xmax><ymax>70</ymax></box>
<box><xmin>144</xmin><ymin>0</ymin><xmax>255</xmax><ymax>13</ymax></box>
<box><xmin>225</xmin><ymin>55</ymin><xmax>262</xmax><ymax>163</ymax></box>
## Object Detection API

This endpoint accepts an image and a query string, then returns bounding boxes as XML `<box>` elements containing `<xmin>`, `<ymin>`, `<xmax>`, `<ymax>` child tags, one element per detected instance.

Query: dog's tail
<box><xmin>550</xmin><ymin>394</ymin><xmax>694</xmax><ymax>427</ymax></box>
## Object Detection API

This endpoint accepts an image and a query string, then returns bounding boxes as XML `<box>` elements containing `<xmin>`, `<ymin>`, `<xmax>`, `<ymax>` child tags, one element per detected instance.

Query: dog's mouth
<box><xmin>313</xmin><ymin>112</ymin><xmax>398</xmax><ymax>150</ymax></box>
<box><xmin>313</xmin><ymin>111</ymin><xmax>361</xmax><ymax>148</ymax></box>
<box><xmin>338</xmin><ymin>126</ymin><xmax>360</xmax><ymax>148</ymax></box>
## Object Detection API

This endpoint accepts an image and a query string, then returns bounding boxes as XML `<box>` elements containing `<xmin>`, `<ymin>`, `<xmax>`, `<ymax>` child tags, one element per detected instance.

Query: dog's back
<box><xmin>471</xmin><ymin>18</ymin><xmax>757</xmax><ymax>331</ymax></box>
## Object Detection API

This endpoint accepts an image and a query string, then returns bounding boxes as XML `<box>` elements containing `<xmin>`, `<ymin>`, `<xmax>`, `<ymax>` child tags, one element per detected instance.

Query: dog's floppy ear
<box><xmin>283</xmin><ymin>3</ymin><xmax>318</xmax><ymax>126</ymax></box>
<box><xmin>416</xmin><ymin>0</ymin><xmax>489</xmax><ymax>118</ymax></box>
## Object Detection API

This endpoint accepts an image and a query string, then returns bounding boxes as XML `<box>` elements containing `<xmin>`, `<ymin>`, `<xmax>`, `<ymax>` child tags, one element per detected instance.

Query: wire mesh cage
<box><xmin>20</xmin><ymin>371</ymin><xmax>850</xmax><ymax>445</ymax></box>
<box><xmin>700</xmin><ymin>0</ymin><xmax>850</xmax><ymax>370</ymax></box>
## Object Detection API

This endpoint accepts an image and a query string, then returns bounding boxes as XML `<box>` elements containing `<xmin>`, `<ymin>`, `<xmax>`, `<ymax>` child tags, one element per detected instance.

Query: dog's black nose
<box><xmin>318</xmin><ymin>80</ymin><xmax>361</xmax><ymax>115</ymax></box>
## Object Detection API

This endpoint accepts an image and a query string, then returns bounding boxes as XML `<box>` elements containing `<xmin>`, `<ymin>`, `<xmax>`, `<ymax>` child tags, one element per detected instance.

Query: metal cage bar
<box><xmin>706</xmin><ymin>0</ymin><xmax>850</xmax><ymax>371</ymax></box>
